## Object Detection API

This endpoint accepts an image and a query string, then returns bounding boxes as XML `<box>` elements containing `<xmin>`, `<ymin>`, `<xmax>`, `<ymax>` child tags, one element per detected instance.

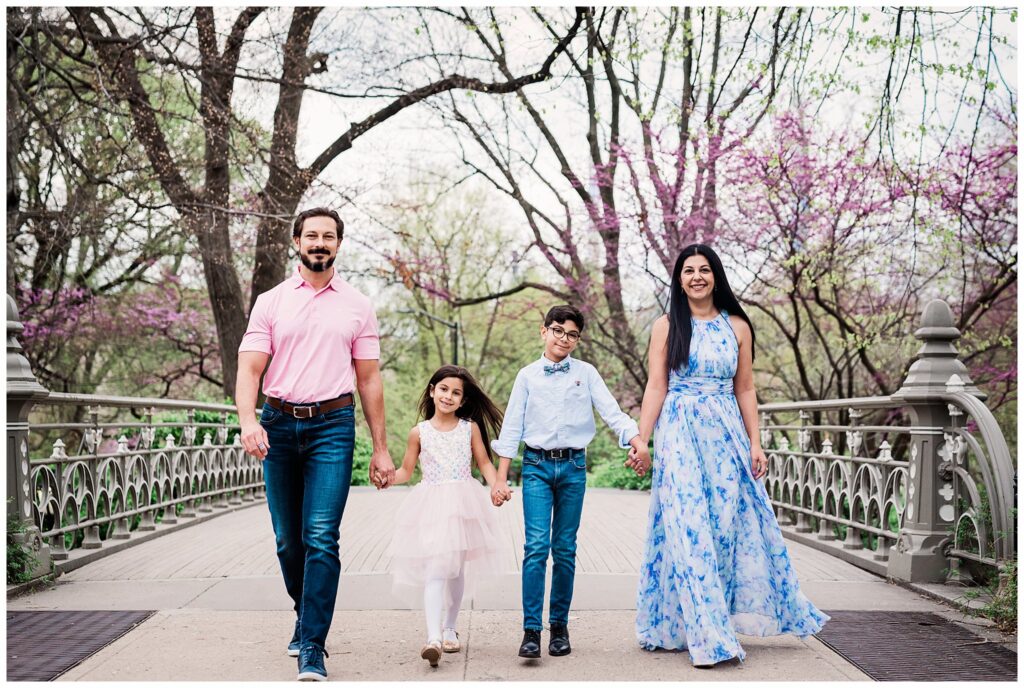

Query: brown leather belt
<box><xmin>266</xmin><ymin>393</ymin><xmax>354</xmax><ymax>419</ymax></box>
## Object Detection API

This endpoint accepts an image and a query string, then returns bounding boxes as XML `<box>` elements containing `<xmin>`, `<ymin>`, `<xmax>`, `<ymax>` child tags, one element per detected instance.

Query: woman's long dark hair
<box><xmin>667</xmin><ymin>244</ymin><xmax>756</xmax><ymax>371</ymax></box>
<box><xmin>419</xmin><ymin>365</ymin><xmax>504</xmax><ymax>460</ymax></box>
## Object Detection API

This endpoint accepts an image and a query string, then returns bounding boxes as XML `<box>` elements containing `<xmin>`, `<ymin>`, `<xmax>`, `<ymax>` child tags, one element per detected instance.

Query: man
<box><xmin>236</xmin><ymin>207</ymin><xmax>395</xmax><ymax>681</ymax></box>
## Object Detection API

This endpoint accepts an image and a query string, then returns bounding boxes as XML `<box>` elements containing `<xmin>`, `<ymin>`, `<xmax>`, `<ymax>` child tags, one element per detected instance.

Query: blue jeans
<box><xmin>521</xmin><ymin>448</ymin><xmax>587</xmax><ymax>630</ymax></box>
<box><xmin>260</xmin><ymin>401</ymin><xmax>355</xmax><ymax>650</ymax></box>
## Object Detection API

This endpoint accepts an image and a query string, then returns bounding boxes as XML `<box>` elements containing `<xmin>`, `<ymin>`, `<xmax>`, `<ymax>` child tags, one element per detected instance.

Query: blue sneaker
<box><xmin>287</xmin><ymin>620</ymin><xmax>301</xmax><ymax>657</ymax></box>
<box><xmin>297</xmin><ymin>645</ymin><xmax>328</xmax><ymax>682</ymax></box>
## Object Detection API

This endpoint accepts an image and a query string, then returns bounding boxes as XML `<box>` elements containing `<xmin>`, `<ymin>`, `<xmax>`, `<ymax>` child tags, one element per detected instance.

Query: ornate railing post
<box><xmin>888</xmin><ymin>299</ymin><xmax>983</xmax><ymax>583</ymax></box>
<box><xmin>6</xmin><ymin>294</ymin><xmax>53</xmax><ymax>579</ymax></box>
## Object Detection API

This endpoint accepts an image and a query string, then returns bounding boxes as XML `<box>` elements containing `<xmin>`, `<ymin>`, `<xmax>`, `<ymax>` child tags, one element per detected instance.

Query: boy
<box><xmin>491</xmin><ymin>305</ymin><xmax>644</xmax><ymax>659</ymax></box>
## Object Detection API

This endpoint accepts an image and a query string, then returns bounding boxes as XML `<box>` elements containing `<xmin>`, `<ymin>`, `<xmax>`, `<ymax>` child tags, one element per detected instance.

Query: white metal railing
<box><xmin>26</xmin><ymin>394</ymin><xmax>264</xmax><ymax>560</ymax></box>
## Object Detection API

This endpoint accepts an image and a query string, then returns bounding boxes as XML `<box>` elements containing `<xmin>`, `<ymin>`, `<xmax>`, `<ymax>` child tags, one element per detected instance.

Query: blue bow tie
<box><xmin>543</xmin><ymin>360</ymin><xmax>570</xmax><ymax>375</ymax></box>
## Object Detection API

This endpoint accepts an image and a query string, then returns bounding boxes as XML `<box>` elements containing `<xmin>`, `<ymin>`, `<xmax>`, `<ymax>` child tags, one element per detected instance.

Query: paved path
<box><xmin>8</xmin><ymin>487</ymin><xmax>990</xmax><ymax>681</ymax></box>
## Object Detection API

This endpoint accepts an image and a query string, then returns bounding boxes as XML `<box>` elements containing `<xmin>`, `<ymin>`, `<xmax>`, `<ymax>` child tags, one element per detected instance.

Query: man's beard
<box><xmin>301</xmin><ymin>251</ymin><xmax>336</xmax><ymax>273</ymax></box>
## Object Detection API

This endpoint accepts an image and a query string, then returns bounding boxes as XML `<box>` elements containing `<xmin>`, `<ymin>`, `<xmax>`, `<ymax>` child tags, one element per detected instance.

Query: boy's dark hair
<box><xmin>292</xmin><ymin>207</ymin><xmax>345</xmax><ymax>239</ymax></box>
<box><xmin>544</xmin><ymin>304</ymin><xmax>585</xmax><ymax>331</ymax></box>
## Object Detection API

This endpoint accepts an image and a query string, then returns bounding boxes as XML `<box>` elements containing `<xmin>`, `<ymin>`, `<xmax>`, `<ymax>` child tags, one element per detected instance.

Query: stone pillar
<box><xmin>6</xmin><ymin>294</ymin><xmax>53</xmax><ymax>579</ymax></box>
<box><xmin>887</xmin><ymin>299</ymin><xmax>983</xmax><ymax>583</ymax></box>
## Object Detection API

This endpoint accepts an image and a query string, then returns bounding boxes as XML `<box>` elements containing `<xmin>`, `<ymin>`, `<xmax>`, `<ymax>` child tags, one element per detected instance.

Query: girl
<box><xmin>388</xmin><ymin>365</ymin><xmax>510</xmax><ymax>667</ymax></box>
<box><xmin>628</xmin><ymin>244</ymin><xmax>827</xmax><ymax>666</ymax></box>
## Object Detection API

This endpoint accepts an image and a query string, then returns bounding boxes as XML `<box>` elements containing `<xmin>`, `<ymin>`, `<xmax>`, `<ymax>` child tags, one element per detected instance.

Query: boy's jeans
<box><xmin>520</xmin><ymin>447</ymin><xmax>587</xmax><ymax>630</ymax></box>
<box><xmin>260</xmin><ymin>401</ymin><xmax>355</xmax><ymax>650</ymax></box>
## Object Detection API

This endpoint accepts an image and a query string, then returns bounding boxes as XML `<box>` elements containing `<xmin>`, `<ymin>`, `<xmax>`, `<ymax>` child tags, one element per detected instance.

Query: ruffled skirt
<box><xmin>389</xmin><ymin>479</ymin><xmax>500</xmax><ymax>605</ymax></box>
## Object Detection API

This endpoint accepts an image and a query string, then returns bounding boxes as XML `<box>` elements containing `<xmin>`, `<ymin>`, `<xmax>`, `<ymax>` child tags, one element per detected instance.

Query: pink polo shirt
<box><xmin>238</xmin><ymin>267</ymin><xmax>380</xmax><ymax>403</ymax></box>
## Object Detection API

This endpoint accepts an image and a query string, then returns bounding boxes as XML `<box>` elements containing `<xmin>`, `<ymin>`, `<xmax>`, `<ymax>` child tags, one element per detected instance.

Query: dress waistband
<box><xmin>668</xmin><ymin>377</ymin><xmax>734</xmax><ymax>396</ymax></box>
<box><xmin>420</xmin><ymin>477</ymin><xmax>475</xmax><ymax>487</ymax></box>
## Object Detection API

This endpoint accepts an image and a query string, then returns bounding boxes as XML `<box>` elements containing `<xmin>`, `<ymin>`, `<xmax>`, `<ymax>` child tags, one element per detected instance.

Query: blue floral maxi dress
<box><xmin>635</xmin><ymin>311</ymin><xmax>828</xmax><ymax>665</ymax></box>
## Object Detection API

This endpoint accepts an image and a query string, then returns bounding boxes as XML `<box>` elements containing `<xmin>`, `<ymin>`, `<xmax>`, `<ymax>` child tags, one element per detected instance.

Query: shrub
<box><xmin>588</xmin><ymin>457</ymin><xmax>652</xmax><ymax>490</ymax></box>
<box><xmin>586</xmin><ymin>428</ymin><xmax>652</xmax><ymax>490</ymax></box>
<box><xmin>7</xmin><ymin>506</ymin><xmax>40</xmax><ymax>585</ymax></box>
<box><xmin>351</xmin><ymin>434</ymin><xmax>373</xmax><ymax>486</ymax></box>
<box><xmin>979</xmin><ymin>558</ymin><xmax>1017</xmax><ymax>634</ymax></box>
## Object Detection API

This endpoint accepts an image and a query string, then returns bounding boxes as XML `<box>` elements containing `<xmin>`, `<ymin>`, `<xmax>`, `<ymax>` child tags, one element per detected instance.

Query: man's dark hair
<box><xmin>292</xmin><ymin>207</ymin><xmax>345</xmax><ymax>239</ymax></box>
<box><xmin>544</xmin><ymin>304</ymin><xmax>585</xmax><ymax>331</ymax></box>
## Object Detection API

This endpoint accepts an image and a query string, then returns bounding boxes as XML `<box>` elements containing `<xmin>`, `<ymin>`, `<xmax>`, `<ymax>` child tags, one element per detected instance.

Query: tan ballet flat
<box><xmin>442</xmin><ymin>628</ymin><xmax>461</xmax><ymax>653</ymax></box>
<box><xmin>421</xmin><ymin>642</ymin><xmax>442</xmax><ymax>667</ymax></box>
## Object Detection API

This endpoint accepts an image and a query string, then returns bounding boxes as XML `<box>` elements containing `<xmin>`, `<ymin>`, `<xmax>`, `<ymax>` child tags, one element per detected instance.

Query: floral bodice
<box><xmin>418</xmin><ymin>418</ymin><xmax>474</xmax><ymax>484</ymax></box>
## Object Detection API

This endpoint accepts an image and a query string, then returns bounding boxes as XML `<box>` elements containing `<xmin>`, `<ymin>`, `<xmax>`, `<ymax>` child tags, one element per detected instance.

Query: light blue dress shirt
<box><xmin>491</xmin><ymin>354</ymin><xmax>640</xmax><ymax>458</ymax></box>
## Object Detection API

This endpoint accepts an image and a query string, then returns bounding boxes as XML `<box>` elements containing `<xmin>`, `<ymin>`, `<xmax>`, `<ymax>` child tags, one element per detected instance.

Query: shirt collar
<box><xmin>540</xmin><ymin>353</ymin><xmax>572</xmax><ymax>366</ymax></box>
<box><xmin>290</xmin><ymin>265</ymin><xmax>345</xmax><ymax>292</ymax></box>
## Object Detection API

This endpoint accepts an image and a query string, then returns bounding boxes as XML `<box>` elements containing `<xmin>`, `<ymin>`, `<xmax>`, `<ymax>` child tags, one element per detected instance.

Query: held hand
<box><xmin>624</xmin><ymin>437</ymin><xmax>651</xmax><ymax>476</ymax></box>
<box><xmin>751</xmin><ymin>447</ymin><xmax>768</xmax><ymax>480</ymax></box>
<box><xmin>370</xmin><ymin>449</ymin><xmax>396</xmax><ymax>490</ymax></box>
<box><xmin>624</xmin><ymin>446</ymin><xmax>638</xmax><ymax>470</ymax></box>
<box><xmin>629</xmin><ymin>445</ymin><xmax>652</xmax><ymax>477</ymax></box>
<box><xmin>491</xmin><ymin>480</ymin><xmax>512</xmax><ymax>506</ymax></box>
<box><xmin>240</xmin><ymin>420</ymin><xmax>270</xmax><ymax>459</ymax></box>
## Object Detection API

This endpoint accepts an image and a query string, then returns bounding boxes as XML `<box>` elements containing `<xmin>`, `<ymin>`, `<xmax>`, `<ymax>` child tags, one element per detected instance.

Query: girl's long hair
<box><xmin>667</xmin><ymin>244</ymin><xmax>756</xmax><ymax>372</ymax></box>
<box><xmin>419</xmin><ymin>365</ymin><xmax>504</xmax><ymax>460</ymax></box>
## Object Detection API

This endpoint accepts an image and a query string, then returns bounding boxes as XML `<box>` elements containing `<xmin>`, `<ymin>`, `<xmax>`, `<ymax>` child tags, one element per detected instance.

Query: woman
<box><xmin>626</xmin><ymin>244</ymin><xmax>827</xmax><ymax>667</ymax></box>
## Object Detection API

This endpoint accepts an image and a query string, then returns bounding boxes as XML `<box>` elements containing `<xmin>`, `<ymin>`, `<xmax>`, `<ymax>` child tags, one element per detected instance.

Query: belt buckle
<box><xmin>292</xmin><ymin>404</ymin><xmax>314</xmax><ymax>419</ymax></box>
<box><xmin>549</xmin><ymin>448</ymin><xmax>568</xmax><ymax>459</ymax></box>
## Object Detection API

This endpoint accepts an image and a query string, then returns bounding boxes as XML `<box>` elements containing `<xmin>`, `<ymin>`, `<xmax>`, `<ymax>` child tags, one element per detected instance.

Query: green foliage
<box><xmin>150</xmin><ymin>409</ymin><xmax>240</xmax><ymax>447</ymax></box>
<box><xmin>951</xmin><ymin>484</ymin><xmax>998</xmax><ymax>559</ymax></box>
<box><xmin>588</xmin><ymin>458</ymin><xmax>652</xmax><ymax>491</ymax></box>
<box><xmin>351</xmin><ymin>433</ymin><xmax>373</xmax><ymax>487</ymax></box>
<box><xmin>586</xmin><ymin>426</ymin><xmax>651</xmax><ymax>490</ymax></box>
<box><xmin>7</xmin><ymin>503</ymin><xmax>41</xmax><ymax>585</ymax></box>
<box><xmin>963</xmin><ymin>557</ymin><xmax>1018</xmax><ymax>633</ymax></box>
<box><xmin>980</xmin><ymin>558</ymin><xmax>1017</xmax><ymax>633</ymax></box>
<box><xmin>887</xmin><ymin>505</ymin><xmax>901</xmax><ymax>533</ymax></box>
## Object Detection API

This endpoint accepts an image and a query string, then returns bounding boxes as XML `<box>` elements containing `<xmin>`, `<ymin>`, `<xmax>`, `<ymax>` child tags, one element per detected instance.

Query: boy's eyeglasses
<box><xmin>547</xmin><ymin>325</ymin><xmax>581</xmax><ymax>343</ymax></box>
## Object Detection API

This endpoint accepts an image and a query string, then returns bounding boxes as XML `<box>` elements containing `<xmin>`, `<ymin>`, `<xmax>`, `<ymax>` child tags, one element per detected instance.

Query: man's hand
<box><xmin>240</xmin><ymin>419</ymin><xmax>270</xmax><ymax>459</ymax></box>
<box><xmin>370</xmin><ymin>448</ymin><xmax>395</xmax><ymax>489</ymax></box>
<box><xmin>234</xmin><ymin>351</ymin><xmax>271</xmax><ymax>459</ymax></box>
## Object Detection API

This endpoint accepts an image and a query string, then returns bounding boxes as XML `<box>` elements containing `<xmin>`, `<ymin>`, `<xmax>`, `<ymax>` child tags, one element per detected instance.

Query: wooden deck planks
<box><xmin>63</xmin><ymin>487</ymin><xmax>658</xmax><ymax>582</ymax></box>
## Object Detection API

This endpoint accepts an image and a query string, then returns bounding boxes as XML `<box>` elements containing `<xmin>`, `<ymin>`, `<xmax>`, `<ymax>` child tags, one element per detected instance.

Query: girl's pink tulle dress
<box><xmin>389</xmin><ymin>418</ymin><xmax>500</xmax><ymax>602</ymax></box>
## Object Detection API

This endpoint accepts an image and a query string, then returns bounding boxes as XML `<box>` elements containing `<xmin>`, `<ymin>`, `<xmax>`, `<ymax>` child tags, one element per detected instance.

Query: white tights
<box><xmin>423</xmin><ymin>569</ymin><xmax>466</xmax><ymax>643</ymax></box>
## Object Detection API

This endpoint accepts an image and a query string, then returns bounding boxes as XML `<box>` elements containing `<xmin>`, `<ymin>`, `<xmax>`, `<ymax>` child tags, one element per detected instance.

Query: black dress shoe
<box><xmin>518</xmin><ymin>629</ymin><xmax>541</xmax><ymax>658</ymax></box>
<box><xmin>548</xmin><ymin>623</ymin><xmax>571</xmax><ymax>656</ymax></box>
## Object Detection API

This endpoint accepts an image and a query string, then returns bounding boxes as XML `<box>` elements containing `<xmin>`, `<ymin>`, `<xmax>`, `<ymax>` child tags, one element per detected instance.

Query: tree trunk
<box><xmin>7</xmin><ymin>12</ymin><xmax>24</xmax><ymax>295</ymax></box>
<box><xmin>250</xmin><ymin>188</ymin><xmax>305</xmax><ymax>308</ymax></box>
<box><xmin>183</xmin><ymin>210</ymin><xmax>247</xmax><ymax>396</ymax></box>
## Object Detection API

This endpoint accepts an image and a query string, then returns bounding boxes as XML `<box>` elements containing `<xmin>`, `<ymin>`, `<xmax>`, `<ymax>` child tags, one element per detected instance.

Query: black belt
<box><xmin>266</xmin><ymin>393</ymin><xmax>354</xmax><ymax>419</ymax></box>
<box><xmin>524</xmin><ymin>446</ymin><xmax>585</xmax><ymax>460</ymax></box>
